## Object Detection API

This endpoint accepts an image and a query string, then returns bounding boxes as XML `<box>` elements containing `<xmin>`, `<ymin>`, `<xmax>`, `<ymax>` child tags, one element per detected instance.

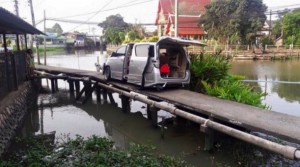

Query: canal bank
<box><xmin>0</xmin><ymin>81</ymin><xmax>39</xmax><ymax>155</ymax></box>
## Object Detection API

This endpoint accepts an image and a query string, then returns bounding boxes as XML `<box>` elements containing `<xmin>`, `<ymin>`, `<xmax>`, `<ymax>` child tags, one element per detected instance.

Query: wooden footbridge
<box><xmin>34</xmin><ymin>65</ymin><xmax>300</xmax><ymax>160</ymax></box>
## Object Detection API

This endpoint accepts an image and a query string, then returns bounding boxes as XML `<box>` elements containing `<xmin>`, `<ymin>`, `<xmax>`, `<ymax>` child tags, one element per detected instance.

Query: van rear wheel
<box><xmin>104</xmin><ymin>66</ymin><xmax>111</xmax><ymax>81</ymax></box>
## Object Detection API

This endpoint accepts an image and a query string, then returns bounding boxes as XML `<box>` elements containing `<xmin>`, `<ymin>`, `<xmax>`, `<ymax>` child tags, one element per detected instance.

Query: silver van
<box><xmin>100</xmin><ymin>37</ymin><xmax>205</xmax><ymax>89</ymax></box>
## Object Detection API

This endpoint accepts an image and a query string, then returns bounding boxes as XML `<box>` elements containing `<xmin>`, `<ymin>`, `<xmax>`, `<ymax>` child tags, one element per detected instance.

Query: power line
<box><xmin>268</xmin><ymin>4</ymin><xmax>300</xmax><ymax>10</ymax></box>
<box><xmin>67</xmin><ymin>0</ymin><xmax>113</xmax><ymax>32</ymax></box>
<box><xmin>56</xmin><ymin>0</ymin><xmax>155</xmax><ymax>19</ymax></box>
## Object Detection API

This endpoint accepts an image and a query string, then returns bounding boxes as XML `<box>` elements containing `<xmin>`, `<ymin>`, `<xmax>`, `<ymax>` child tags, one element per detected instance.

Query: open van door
<box><xmin>157</xmin><ymin>36</ymin><xmax>206</xmax><ymax>47</ymax></box>
<box><xmin>127</xmin><ymin>44</ymin><xmax>154</xmax><ymax>86</ymax></box>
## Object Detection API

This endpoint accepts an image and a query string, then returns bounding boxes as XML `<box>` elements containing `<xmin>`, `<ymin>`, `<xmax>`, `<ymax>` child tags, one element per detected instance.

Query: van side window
<box><xmin>112</xmin><ymin>46</ymin><xmax>126</xmax><ymax>57</ymax></box>
<box><xmin>135</xmin><ymin>44</ymin><xmax>150</xmax><ymax>57</ymax></box>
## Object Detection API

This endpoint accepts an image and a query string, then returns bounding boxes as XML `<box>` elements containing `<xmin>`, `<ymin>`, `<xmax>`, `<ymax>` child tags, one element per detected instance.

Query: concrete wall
<box><xmin>0</xmin><ymin>81</ymin><xmax>36</xmax><ymax>155</ymax></box>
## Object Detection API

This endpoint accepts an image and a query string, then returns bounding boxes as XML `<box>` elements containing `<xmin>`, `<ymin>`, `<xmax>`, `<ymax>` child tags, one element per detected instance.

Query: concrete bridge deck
<box><xmin>35</xmin><ymin>65</ymin><xmax>300</xmax><ymax>144</ymax></box>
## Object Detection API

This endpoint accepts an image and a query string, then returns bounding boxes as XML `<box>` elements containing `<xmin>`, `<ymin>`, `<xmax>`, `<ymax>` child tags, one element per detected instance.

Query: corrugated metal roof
<box><xmin>0</xmin><ymin>7</ymin><xmax>44</xmax><ymax>34</ymax></box>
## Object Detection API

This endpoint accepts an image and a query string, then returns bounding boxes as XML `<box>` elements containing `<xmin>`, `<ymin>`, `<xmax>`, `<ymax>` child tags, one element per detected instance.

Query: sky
<box><xmin>0</xmin><ymin>0</ymin><xmax>299</xmax><ymax>34</ymax></box>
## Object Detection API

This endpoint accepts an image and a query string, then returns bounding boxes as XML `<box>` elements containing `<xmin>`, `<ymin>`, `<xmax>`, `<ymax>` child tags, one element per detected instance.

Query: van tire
<box><xmin>104</xmin><ymin>66</ymin><xmax>111</xmax><ymax>81</ymax></box>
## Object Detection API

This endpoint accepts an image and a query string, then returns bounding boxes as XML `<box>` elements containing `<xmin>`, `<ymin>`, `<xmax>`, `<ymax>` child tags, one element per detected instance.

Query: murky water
<box><xmin>230</xmin><ymin>60</ymin><xmax>300</xmax><ymax>116</ymax></box>
<box><xmin>15</xmin><ymin>50</ymin><xmax>300</xmax><ymax>166</ymax></box>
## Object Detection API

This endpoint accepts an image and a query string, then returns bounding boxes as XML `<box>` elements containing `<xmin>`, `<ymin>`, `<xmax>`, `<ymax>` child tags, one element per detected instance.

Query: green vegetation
<box><xmin>199</xmin><ymin>0</ymin><xmax>267</xmax><ymax>45</ymax></box>
<box><xmin>282</xmin><ymin>10</ymin><xmax>300</xmax><ymax>45</ymax></box>
<box><xmin>34</xmin><ymin>47</ymin><xmax>65</xmax><ymax>53</ymax></box>
<box><xmin>190</xmin><ymin>53</ymin><xmax>268</xmax><ymax>109</ymax></box>
<box><xmin>99</xmin><ymin>14</ymin><xmax>156</xmax><ymax>44</ymax></box>
<box><xmin>46</xmin><ymin>23</ymin><xmax>63</xmax><ymax>35</ymax></box>
<box><xmin>0</xmin><ymin>135</ymin><xmax>191</xmax><ymax>167</ymax></box>
<box><xmin>99</xmin><ymin>14</ymin><xmax>129</xmax><ymax>45</ymax></box>
<box><xmin>272</xmin><ymin>9</ymin><xmax>300</xmax><ymax>45</ymax></box>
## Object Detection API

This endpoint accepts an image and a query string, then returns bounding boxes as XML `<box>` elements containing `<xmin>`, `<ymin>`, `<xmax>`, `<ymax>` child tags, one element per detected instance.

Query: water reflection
<box><xmin>18</xmin><ymin>89</ymin><xmax>234</xmax><ymax>166</ymax></box>
<box><xmin>230</xmin><ymin>60</ymin><xmax>300</xmax><ymax>116</ymax></box>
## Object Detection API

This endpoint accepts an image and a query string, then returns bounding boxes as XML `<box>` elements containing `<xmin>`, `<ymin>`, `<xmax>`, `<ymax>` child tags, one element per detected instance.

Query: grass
<box><xmin>34</xmin><ymin>47</ymin><xmax>65</xmax><ymax>53</ymax></box>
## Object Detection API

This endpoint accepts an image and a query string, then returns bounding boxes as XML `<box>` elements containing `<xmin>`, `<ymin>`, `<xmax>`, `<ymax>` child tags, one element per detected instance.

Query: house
<box><xmin>37</xmin><ymin>32</ymin><xmax>66</xmax><ymax>45</ymax></box>
<box><xmin>63</xmin><ymin>32</ymin><xmax>86</xmax><ymax>48</ymax></box>
<box><xmin>155</xmin><ymin>0</ymin><xmax>211</xmax><ymax>39</ymax></box>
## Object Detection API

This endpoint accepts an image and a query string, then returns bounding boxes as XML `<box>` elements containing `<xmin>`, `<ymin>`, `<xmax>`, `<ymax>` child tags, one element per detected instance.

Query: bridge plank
<box><xmin>35</xmin><ymin>65</ymin><xmax>300</xmax><ymax>143</ymax></box>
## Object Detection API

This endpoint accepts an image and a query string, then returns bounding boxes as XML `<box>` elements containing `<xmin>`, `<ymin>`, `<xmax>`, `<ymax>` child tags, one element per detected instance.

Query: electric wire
<box><xmin>67</xmin><ymin>0</ymin><xmax>113</xmax><ymax>32</ymax></box>
<box><xmin>56</xmin><ymin>0</ymin><xmax>155</xmax><ymax>19</ymax></box>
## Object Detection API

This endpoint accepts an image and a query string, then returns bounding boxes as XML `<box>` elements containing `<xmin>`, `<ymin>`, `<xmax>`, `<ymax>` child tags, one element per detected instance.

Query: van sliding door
<box><xmin>127</xmin><ymin>44</ymin><xmax>153</xmax><ymax>85</ymax></box>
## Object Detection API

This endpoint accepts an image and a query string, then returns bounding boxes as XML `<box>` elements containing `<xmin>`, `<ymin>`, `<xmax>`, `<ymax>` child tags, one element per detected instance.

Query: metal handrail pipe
<box><xmin>97</xmin><ymin>82</ymin><xmax>299</xmax><ymax>160</ymax></box>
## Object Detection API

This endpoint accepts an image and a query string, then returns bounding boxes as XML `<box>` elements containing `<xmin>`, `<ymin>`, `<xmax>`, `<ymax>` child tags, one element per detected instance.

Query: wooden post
<box><xmin>3</xmin><ymin>34</ymin><xmax>11</xmax><ymax>91</ymax></box>
<box><xmin>96</xmin><ymin>86</ymin><xmax>101</xmax><ymax>102</ymax></box>
<box><xmin>54</xmin><ymin>79</ymin><xmax>58</xmax><ymax>91</ymax></box>
<box><xmin>16</xmin><ymin>34</ymin><xmax>20</xmax><ymax>51</ymax></box>
<box><xmin>84</xmin><ymin>82</ymin><xmax>91</xmax><ymax>97</ymax></box>
<box><xmin>200</xmin><ymin>116</ymin><xmax>214</xmax><ymax>151</ymax></box>
<box><xmin>147</xmin><ymin>104</ymin><xmax>159</xmax><ymax>127</ymax></box>
<box><xmin>24</xmin><ymin>34</ymin><xmax>28</xmax><ymax>50</ymax></box>
<box><xmin>43</xmin><ymin>10</ymin><xmax>47</xmax><ymax>65</ymax></box>
<box><xmin>108</xmin><ymin>92</ymin><xmax>116</xmax><ymax>105</ymax></box>
<box><xmin>50</xmin><ymin>79</ymin><xmax>55</xmax><ymax>93</ymax></box>
<box><xmin>11</xmin><ymin>54</ymin><xmax>18</xmax><ymax>90</ymax></box>
<box><xmin>102</xmin><ymin>88</ymin><xmax>108</xmax><ymax>101</ymax></box>
<box><xmin>120</xmin><ymin>95</ymin><xmax>130</xmax><ymax>113</ymax></box>
<box><xmin>75</xmin><ymin>80</ymin><xmax>80</xmax><ymax>95</ymax></box>
<box><xmin>68</xmin><ymin>80</ymin><xmax>74</xmax><ymax>96</ymax></box>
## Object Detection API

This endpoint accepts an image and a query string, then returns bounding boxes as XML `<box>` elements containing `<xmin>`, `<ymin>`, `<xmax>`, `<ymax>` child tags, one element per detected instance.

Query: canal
<box><xmin>16</xmin><ymin>50</ymin><xmax>300</xmax><ymax>166</ymax></box>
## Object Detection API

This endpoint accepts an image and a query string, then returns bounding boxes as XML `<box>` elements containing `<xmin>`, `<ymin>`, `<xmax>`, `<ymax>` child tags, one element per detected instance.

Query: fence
<box><xmin>0</xmin><ymin>51</ymin><xmax>27</xmax><ymax>101</ymax></box>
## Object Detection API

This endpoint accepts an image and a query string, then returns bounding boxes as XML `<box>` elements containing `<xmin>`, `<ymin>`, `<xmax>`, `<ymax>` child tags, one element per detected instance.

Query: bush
<box><xmin>148</xmin><ymin>36</ymin><xmax>159</xmax><ymax>42</ymax></box>
<box><xmin>190</xmin><ymin>53</ymin><xmax>268</xmax><ymax>109</ymax></box>
<box><xmin>202</xmin><ymin>76</ymin><xmax>268</xmax><ymax>109</ymax></box>
<box><xmin>190</xmin><ymin>53</ymin><xmax>230</xmax><ymax>92</ymax></box>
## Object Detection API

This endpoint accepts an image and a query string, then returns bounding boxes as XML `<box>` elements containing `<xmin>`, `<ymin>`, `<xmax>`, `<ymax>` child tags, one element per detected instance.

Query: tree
<box><xmin>282</xmin><ymin>10</ymin><xmax>300</xmax><ymax>45</ymax></box>
<box><xmin>46</xmin><ymin>23</ymin><xmax>63</xmax><ymax>35</ymax></box>
<box><xmin>199</xmin><ymin>0</ymin><xmax>267</xmax><ymax>45</ymax></box>
<box><xmin>98</xmin><ymin>14</ymin><xmax>128</xmax><ymax>44</ymax></box>
<box><xmin>272</xmin><ymin>20</ymin><xmax>282</xmax><ymax>39</ymax></box>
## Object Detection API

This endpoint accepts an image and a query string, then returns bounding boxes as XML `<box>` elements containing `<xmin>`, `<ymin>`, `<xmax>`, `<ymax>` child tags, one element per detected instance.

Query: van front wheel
<box><xmin>104</xmin><ymin>66</ymin><xmax>111</xmax><ymax>81</ymax></box>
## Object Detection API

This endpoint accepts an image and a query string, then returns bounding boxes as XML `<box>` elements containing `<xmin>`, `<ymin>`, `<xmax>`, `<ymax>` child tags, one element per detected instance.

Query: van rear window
<box><xmin>135</xmin><ymin>44</ymin><xmax>149</xmax><ymax>57</ymax></box>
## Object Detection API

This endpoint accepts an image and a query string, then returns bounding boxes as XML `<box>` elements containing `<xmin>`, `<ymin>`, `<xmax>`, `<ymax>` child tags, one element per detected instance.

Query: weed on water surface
<box><xmin>0</xmin><ymin>135</ymin><xmax>192</xmax><ymax>167</ymax></box>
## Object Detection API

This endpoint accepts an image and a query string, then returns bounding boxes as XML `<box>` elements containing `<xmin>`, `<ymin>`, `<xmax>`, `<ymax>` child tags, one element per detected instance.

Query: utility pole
<box><xmin>269</xmin><ymin>10</ymin><xmax>272</xmax><ymax>36</ymax></box>
<box><xmin>28</xmin><ymin>0</ymin><xmax>41</xmax><ymax>64</ymax></box>
<box><xmin>14</xmin><ymin>0</ymin><xmax>19</xmax><ymax>16</ymax></box>
<box><xmin>174</xmin><ymin>0</ymin><xmax>178</xmax><ymax>37</ymax></box>
<box><xmin>14</xmin><ymin>0</ymin><xmax>24</xmax><ymax>49</ymax></box>
<box><xmin>43</xmin><ymin>10</ymin><xmax>47</xmax><ymax>65</ymax></box>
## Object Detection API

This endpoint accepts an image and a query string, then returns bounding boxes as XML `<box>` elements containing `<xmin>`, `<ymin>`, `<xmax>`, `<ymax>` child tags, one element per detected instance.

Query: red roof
<box><xmin>166</xmin><ymin>16</ymin><xmax>205</xmax><ymax>36</ymax></box>
<box><xmin>156</xmin><ymin>0</ymin><xmax>211</xmax><ymax>23</ymax></box>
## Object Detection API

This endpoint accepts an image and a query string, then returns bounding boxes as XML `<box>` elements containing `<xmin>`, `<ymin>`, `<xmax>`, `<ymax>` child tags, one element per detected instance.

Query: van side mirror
<box><xmin>111</xmin><ymin>52</ymin><xmax>117</xmax><ymax>57</ymax></box>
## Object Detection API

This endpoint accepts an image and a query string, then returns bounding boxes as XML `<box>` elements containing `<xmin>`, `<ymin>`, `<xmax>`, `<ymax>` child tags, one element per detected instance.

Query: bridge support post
<box><xmin>120</xmin><ymin>95</ymin><xmax>130</xmax><ymax>113</ymax></box>
<box><xmin>50</xmin><ymin>79</ymin><xmax>56</xmax><ymax>93</ymax></box>
<box><xmin>200</xmin><ymin>116</ymin><xmax>214</xmax><ymax>151</ymax></box>
<box><xmin>102</xmin><ymin>88</ymin><xmax>108</xmax><ymax>101</ymax></box>
<box><xmin>108</xmin><ymin>92</ymin><xmax>116</xmax><ymax>105</ymax></box>
<box><xmin>96</xmin><ymin>86</ymin><xmax>101</xmax><ymax>102</ymax></box>
<box><xmin>54</xmin><ymin>79</ymin><xmax>58</xmax><ymax>91</ymax></box>
<box><xmin>68</xmin><ymin>80</ymin><xmax>74</xmax><ymax>96</ymax></box>
<box><xmin>75</xmin><ymin>81</ymin><xmax>80</xmax><ymax>95</ymax></box>
<box><xmin>84</xmin><ymin>82</ymin><xmax>91</xmax><ymax>97</ymax></box>
<box><xmin>147</xmin><ymin>104</ymin><xmax>159</xmax><ymax>127</ymax></box>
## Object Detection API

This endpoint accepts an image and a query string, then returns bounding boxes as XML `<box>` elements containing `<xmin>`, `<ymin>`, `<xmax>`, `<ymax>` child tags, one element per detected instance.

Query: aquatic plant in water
<box><xmin>0</xmin><ymin>135</ymin><xmax>192</xmax><ymax>167</ymax></box>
